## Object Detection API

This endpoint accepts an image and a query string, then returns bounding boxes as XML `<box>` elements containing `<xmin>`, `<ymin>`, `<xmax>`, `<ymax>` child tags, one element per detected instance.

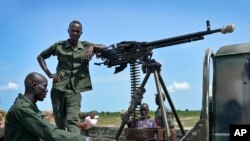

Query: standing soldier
<box><xmin>37</xmin><ymin>20</ymin><xmax>104</xmax><ymax>135</ymax></box>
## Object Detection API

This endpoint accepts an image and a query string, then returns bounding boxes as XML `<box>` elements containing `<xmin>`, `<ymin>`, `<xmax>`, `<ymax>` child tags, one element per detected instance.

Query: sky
<box><xmin>0</xmin><ymin>0</ymin><xmax>249</xmax><ymax>112</ymax></box>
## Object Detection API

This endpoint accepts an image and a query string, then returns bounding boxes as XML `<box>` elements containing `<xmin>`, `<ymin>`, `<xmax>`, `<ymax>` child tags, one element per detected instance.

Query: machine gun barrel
<box><xmin>143</xmin><ymin>24</ymin><xmax>235</xmax><ymax>49</ymax></box>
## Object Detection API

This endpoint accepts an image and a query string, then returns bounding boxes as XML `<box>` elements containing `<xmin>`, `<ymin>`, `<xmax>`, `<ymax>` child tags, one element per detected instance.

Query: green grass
<box><xmin>96</xmin><ymin>110</ymin><xmax>200</xmax><ymax>129</ymax></box>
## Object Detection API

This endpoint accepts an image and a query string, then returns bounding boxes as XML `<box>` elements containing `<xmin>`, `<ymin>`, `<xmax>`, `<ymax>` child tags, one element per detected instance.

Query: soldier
<box><xmin>155</xmin><ymin>94</ymin><xmax>176</xmax><ymax>141</ymax></box>
<box><xmin>37</xmin><ymin>20</ymin><xmax>104</xmax><ymax>134</ymax></box>
<box><xmin>4</xmin><ymin>72</ymin><xmax>113</xmax><ymax>141</ymax></box>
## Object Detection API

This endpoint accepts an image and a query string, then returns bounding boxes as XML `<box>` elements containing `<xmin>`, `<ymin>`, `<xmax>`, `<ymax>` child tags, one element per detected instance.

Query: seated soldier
<box><xmin>4</xmin><ymin>72</ymin><xmax>113</xmax><ymax>141</ymax></box>
<box><xmin>155</xmin><ymin>94</ymin><xmax>176</xmax><ymax>141</ymax></box>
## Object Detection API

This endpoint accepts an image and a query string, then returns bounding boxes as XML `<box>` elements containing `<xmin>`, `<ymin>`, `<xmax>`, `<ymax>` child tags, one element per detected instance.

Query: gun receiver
<box><xmin>95</xmin><ymin>21</ymin><xmax>235</xmax><ymax>73</ymax></box>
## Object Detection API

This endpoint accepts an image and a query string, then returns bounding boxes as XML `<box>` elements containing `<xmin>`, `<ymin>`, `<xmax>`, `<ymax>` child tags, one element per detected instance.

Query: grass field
<box><xmin>33</xmin><ymin>110</ymin><xmax>200</xmax><ymax>130</ymax></box>
<box><xmin>96</xmin><ymin>110</ymin><xmax>200</xmax><ymax>129</ymax></box>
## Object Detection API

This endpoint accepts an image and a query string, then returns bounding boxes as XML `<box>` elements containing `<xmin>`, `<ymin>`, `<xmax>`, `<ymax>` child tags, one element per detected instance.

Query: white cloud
<box><xmin>0</xmin><ymin>82</ymin><xmax>20</xmax><ymax>91</ymax></box>
<box><xmin>167</xmin><ymin>81</ymin><xmax>191</xmax><ymax>93</ymax></box>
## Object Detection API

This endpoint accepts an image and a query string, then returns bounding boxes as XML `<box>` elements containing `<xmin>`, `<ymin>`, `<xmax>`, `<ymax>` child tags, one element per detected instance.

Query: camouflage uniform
<box><xmin>39</xmin><ymin>40</ymin><xmax>93</xmax><ymax>134</ymax></box>
<box><xmin>4</xmin><ymin>94</ymin><xmax>85</xmax><ymax>141</ymax></box>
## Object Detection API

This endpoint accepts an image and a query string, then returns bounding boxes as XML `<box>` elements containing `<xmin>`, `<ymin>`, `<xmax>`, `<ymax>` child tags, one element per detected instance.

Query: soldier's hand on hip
<box><xmin>52</xmin><ymin>73</ymin><xmax>62</xmax><ymax>83</ymax></box>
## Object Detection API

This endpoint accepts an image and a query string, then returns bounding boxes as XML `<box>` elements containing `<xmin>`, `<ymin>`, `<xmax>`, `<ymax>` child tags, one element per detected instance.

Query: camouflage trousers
<box><xmin>51</xmin><ymin>88</ymin><xmax>82</xmax><ymax>135</ymax></box>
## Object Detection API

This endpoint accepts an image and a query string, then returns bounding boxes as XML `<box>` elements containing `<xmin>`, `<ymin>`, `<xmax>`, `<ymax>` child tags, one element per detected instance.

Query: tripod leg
<box><xmin>158</xmin><ymin>71</ymin><xmax>186</xmax><ymax>136</ymax></box>
<box><xmin>115</xmin><ymin>72</ymin><xmax>151</xmax><ymax>140</ymax></box>
<box><xmin>140</xmin><ymin>71</ymin><xmax>151</xmax><ymax>88</ymax></box>
<box><xmin>154</xmin><ymin>71</ymin><xmax>170</xmax><ymax>141</ymax></box>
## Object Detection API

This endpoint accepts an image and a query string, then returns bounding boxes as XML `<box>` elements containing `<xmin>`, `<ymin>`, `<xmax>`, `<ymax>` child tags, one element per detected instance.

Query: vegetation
<box><xmin>96</xmin><ymin>110</ymin><xmax>200</xmax><ymax>129</ymax></box>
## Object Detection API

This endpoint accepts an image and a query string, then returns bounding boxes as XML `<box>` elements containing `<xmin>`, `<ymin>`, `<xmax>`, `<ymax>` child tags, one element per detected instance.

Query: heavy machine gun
<box><xmin>95</xmin><ymin>21</ymin><xmax>235</xmax><ymax>141</ymax></box>
<box><xmin>95</xmin><ymin>21</ymin><xmax>235</xmax><ymax>74</ymax></box>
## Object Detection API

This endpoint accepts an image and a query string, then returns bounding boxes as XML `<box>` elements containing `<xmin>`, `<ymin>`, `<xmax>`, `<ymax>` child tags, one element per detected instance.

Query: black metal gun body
<box><xmin>96</xmin><ymin>22</ymin><xmax>234</xmax><ymax>73</ymax></box>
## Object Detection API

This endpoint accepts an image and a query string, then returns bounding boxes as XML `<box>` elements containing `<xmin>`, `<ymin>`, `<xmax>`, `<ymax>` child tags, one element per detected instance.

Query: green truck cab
<box><xmin>181</xmin><ymin>43</ymin><xmax>250</xmax><ymax>141</ymax></box>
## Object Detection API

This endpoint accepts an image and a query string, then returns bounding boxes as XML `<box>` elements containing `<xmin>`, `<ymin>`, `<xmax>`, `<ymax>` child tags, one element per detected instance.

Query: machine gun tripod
<box><xmin>115</xmin><ymin>59</ymin><xmax>185</xmax><ymax>141</ymax></box>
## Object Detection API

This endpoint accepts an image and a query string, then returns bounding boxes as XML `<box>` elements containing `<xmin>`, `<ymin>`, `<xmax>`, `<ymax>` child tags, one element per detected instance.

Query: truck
<box><xmin>181</xmin><ymin>43</ymin><xmax>250</xmax><ymax>141</ymax></box>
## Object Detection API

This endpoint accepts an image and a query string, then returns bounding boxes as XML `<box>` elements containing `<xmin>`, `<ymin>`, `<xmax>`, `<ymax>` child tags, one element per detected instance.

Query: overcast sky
<box><xmin>0</xmin><ymin>0</ymin><xmax>249</xmax><ymax>112</ymax></box>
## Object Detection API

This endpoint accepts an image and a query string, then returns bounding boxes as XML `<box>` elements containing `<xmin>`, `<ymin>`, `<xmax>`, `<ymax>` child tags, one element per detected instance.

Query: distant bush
<box><xmin>176</xmin><ymin>110</ymin><xmax>200</xmax><ymax>117</ymax></box>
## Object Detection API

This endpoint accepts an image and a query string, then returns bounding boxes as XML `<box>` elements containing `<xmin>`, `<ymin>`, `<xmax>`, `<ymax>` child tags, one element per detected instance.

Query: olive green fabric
<box><xmin>51</xmin><ymin>88</ymin><xmax>81</xmax><ymax>134</ymax></box>
<box><xmin>155</xmin><ymin>106</ymin><xmax>175</xmax><ymax>128</ymax></box>
<box><xmin>4</xmin><ymin>94</ymin><xmax>85</xmax><ymax>141</ymax></box>
<box><xmin>40</xmin><ymin>40</ymin><xmax>93</xmax><ymax>93</ymax></box>
<box><xmin>40</xmin><ymin>40</ymin><xmax>94</xmax><ymax>134</ymax></box>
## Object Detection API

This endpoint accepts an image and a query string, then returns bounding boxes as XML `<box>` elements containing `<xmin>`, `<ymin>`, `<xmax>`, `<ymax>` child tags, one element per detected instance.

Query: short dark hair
<box><xmin>69</xmin><ymin>20</ymin><xmax>82</xmax><ymax>28</ymax></box>
<box><xmin>24</xmin><ymin>72</ymin><xmax>46</xmax><ymax>90</ymax></box>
